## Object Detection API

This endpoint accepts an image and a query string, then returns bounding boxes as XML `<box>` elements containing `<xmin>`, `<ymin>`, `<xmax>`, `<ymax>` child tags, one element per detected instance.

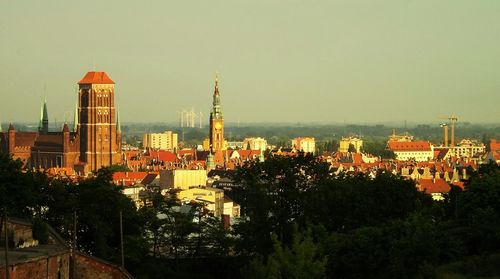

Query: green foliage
<box><xmin>104</xmin><ymin>164</ymin><xmax>132</xmax><ymax>173</ymax></box>
<box><xmin>138</xmin><ymin>188</ymin><xmax>232</xmax><ymax>261</ymax></box>
<box><xmin>242</xmin><ymin>226</ymin><xmax>326</xmax><ymax>279</ymax></box>
<box><xmin>4</xmin><ymin>148</ymin><xmax>500</xmax><ymax>278</ymax></box>
<box><xmin>0</xmin><ymin>153</ymin><xmax>45</xmax><ymax>218</ymax></box>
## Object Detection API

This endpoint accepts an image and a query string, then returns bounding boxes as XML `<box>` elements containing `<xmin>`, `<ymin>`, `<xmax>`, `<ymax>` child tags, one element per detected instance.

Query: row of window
<box><xmin>96</xmin><ymin>93</ymin><xmax>112</xmax><ymax>107</ymax></box>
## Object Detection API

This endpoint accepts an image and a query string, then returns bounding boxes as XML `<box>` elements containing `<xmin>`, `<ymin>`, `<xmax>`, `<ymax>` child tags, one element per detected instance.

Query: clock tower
<box><xmin>209</xmin><ymin>74</ymin><xmax>225</xmax><ymax>152</ymax></box>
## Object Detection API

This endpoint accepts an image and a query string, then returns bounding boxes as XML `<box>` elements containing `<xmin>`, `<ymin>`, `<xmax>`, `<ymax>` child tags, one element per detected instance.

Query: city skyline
<box><xmin>1</xmin><ymin>1</ymin><xmax>500</xmax><ymax>124</ymax></box>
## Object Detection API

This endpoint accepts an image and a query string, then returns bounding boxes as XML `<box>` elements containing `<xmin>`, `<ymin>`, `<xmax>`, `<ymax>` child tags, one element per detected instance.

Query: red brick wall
<box><xmin>74</xmin><ymin>253</ymin><xmax>131</xmax><ymax>279</ymax></box>
<box><xmin>0</xmin><ymin>253</ymin><xmax>70</xmax><ymax>279</ymax></box>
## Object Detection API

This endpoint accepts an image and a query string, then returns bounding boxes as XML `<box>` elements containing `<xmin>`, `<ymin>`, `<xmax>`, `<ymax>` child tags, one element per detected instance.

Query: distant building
<box><xmin>143</xmin><ymin>131</ymin><xmax>178</xmax><ymax>151</ymax></box>
<box><xmin>209</xmin><ymin>74</ymin><xmax>226</xmax><ymax>153</ymax></box>
<box><xmin>449</xmin><ymin>139</ymin><xmax>485</xmax><ymax>158</ymax></box>
<box><xmin>176</xmin><ymin>186</ymin><xmax>225</xmax><ymax>217</ymax></box>
<box><xmin>0</xmin><ymin>71</ymin><xmax>122</xmax><ymax>173</ymax></box>
<box><xmin>242</xmin><ymin>137</ymin><xmax>267</xmax><ymax>151</ymax></box>
<box><xmin>339</xmin><ymin>137</ymin><xmax>363</xmax><ymax>153</ymax></box>
<box><xmin>387</xmin><ymin>141</ymin><xmax>433</xmax><ymax>162</ymax></box>
<box><xmin>487</xmin><ymin>139</ymin><xmax>500</xmax><ymax>163</ymax></box>
<box><xmin>388</xmin><ymin>129</ymin><xmax>413</xmax><ymax>142</ymax></box>
<box><xmin>226</xmin><ymin>141</ymin><xmax>244</xmax><ymax>150</ymax></box>
<box><xmin>160</xmin><ymin>169</ymin><xmax>207</xmax><ymax>190</ymax></box>
<box><xmin>291</xmin><ymin>137</ymin><xmax>315</xmax><ymax>154</ymax></box>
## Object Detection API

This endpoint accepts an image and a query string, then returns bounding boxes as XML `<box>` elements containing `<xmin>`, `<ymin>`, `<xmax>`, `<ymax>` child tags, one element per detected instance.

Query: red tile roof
<box><xmin>113</xmin><ymin>172</ymin><xmax>148</xmax><ymax>182</ymax></box>
<box><xmin>147</xmin><ymin>150</ymin><xmax>178</xmax><ymax>162</ymax></box>
<box><xmin>78</xmin><ymin>72</ymin><xmax>115</xmax><ymax>85</ymax></box>
<box><xmin>388</xmin><ymin>141</ymin><xmax>431</xmax><ymax>151</ymax></box>
<box><xmin>418</xmin><ymin>179</ymin><xmax>450</xmax><ymax>194</ymax></box>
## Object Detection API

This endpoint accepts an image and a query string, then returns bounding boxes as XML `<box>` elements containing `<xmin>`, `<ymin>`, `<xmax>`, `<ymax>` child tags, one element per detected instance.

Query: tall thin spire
<box><xmin>211</xmin><ymin>72</ymin><xmax>222</xmax><ymax>119</ymax></box>
<box><xmin>116</xmin><ymin>105</ymin><xmax>122</xmax><ymax>134</ymax></box>
<box><xmin>73</xmin><ymin>103</ymin><xmax>78</xmax><ymax>132</ymax></box>
<box><xmin>41</xmin><ymin>97</ymin><xmax>49</xmax><ymax>133</ymax></box>
<box><xmin>39</xmin><ymin>98</ymin><xmax>43</xmax><ymax>131</ymax></box>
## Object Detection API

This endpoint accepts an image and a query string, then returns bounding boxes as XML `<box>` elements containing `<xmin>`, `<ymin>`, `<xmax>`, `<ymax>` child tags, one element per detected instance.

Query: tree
<box><xmin>44</xmin><ymin>167</ymin><xmax>146</xmax><ymax>264</ymax></box>
<box><xmin>232</xmin><ymin>153</ymin><xmax>331</xmax><ymax>256</ymax></box>
<box><xmin>242</xmin><ymin>226</ymin><xmax>326</xmax><ymax>279</ymax></box>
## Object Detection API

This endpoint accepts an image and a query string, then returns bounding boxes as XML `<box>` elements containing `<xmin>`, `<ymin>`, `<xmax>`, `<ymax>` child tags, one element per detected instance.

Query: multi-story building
<box><xmin>0</xmin><ymin>71</ymin><xmax>122</xmax><ymax>173</ymax></box>
<box><xmin>339</xmin><ymin>137</ymin><xmax>363</xmax><ymax>153</ymax></box>
<box><xmin>78</xmin><ymin>71</ymin><xmax>122</xmax><ymax>173</ymax></box>
<box><xmin>243</xmin><ymin>137</ymin><xmax>268</xmax><ymax>151</ymax></box>
<box><xmin>143</xmin><ymin>131</ymin><xmax>178</xmax><ymax>151</ymax></box>
<box><xmin>449</xmin><ymin>139</ymin><xmax>485</xmax><ymax>158</ymax></box>
<box><xmin>159</xmin><ymin>169</ymin><xmax>207</xmax><ymax>190</ymax></box>
<box><xmin>292</xmin><ymin>137</ymin><xmax>315</xmax><ymax>154</ymax></box>
<box><xmin>387</xmin><ymin>141</ymin><xmax>434</xmax><ymax>162</ymax></box>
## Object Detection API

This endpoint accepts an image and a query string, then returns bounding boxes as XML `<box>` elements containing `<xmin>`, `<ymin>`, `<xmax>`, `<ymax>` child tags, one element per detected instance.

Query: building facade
<box><xmin>387</xmin><ymin>141</ymin><xmax>434</xmax><ymax>162</ymax></box>
<box><xmin>78</xmin><ymin>72</ymin><xmax>122</xmax><ymax>173</ymax></box>
<box><xmin>143</xmin><ymin>131</ymin><xmax>178</xmax><ymax>150</ymax></box>
<box><xmin>339</xmin><ymin>137</ymin><xmax>363</xmax><ymax>153</ymax></box>
<box><xmin>0</xmin><ymin>71</ymin><xmax>122</xmax><ymax>174</ymax></box>
<box><xmin>292</xmin><ymin>137</ymin><xmax>316</xmax><ymax>154</ymax></box>
<box><xmin>243</xmin><ymin>137</ymin><xmax>268</xmax><ymax>151</ymax></box>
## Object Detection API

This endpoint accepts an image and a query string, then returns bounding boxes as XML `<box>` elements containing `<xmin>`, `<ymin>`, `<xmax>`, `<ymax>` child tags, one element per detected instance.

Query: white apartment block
<box><xmin>143</xmin><ymin>131</ymin><xmax>178</xmax><ymax>150</ymax></box>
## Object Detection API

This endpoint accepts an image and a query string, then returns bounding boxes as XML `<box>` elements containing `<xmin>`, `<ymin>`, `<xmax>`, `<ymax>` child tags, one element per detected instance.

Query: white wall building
<box><xmin>242</xmin><ymin>137</ymin><xmax>268</xmax><ymax>151</ymax></box>
<box><xmin>143</xmin><ymin>131</ymin><xmax>178</xmax><ymax>151</ymax></box>
<box><xmin>292</xmin><ymin>137</ymin><xmax>316</xmax><ymax>154</ymax></box>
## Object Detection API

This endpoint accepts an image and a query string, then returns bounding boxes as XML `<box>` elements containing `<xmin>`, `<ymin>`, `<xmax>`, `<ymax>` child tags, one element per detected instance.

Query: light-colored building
<box><xmin>449</xmin><ymin>139</ymin><xmax>485</xmax><ymax>158</ymax></box>
<box><xmin>339</xmin><ymin>137</ymin><xmax>363</xmax><ymax>153</ymax></box>
<box><xmin>387</xmin><ymin>141</ymin><xmax>434</xmax><ymax>162</ymax></box>
<box><xmin>143</xmin><ymin>131</ymin><xmax>178</xmax><ymax>151</ymax></box>
<box><xmin>177</xmin><ymin>187</ymin><xmax>225</xmax><ymax>217</ymax></box>
<box><xmin>243</xmin><ymin>137</ymin><xmax>268</xmax><ymax>151</ymax></box>
<box><xmin>226</xmin><ymin>141</ymin><xmax>244</xmax><ymax>150</ymax></box>
<box><xmin>160</xmin><ymin>169</ymin><xmax>207</xmax><ymax>190</ymax></box>
<box><xmin>292</xmin><ymin>137</ymin><xmax>315</xmax><ymax>154</ymax></box>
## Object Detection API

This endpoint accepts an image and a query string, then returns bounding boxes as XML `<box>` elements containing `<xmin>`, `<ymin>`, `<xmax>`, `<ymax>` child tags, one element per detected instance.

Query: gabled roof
<box><xmin>78</xmin><ymin>72</ymin><xmax>115</xmax><ymax>85</ymax></box>
<box><xmin>147</xmin><ymin>150</ymin><xmax>178</xmax><ymax>162</ymax></box>
<box><xmin>112</xmin><ymin>172</ymin><xmax>149</xmax><ymax>182</ymax></box>
<box><xmin>141</xmin><ymin>173</ymin><xmax>159</xmax><ymax>185</ymax></box>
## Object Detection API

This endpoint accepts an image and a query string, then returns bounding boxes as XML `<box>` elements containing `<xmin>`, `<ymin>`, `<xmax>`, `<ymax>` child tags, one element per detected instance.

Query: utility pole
<box><xmin>4</xmin><ymin>207</ymin><xmax>10</xmax><ymax>279</ymax></box>
<box><xmin>72</xmin><ymin>210</ymin><xmax>77</xmax><ymax>279</ymax></box>
<box><xmin>119</xmin><ymin>210</ymin><xmax>124</xmax><ymax>269</ymax></box>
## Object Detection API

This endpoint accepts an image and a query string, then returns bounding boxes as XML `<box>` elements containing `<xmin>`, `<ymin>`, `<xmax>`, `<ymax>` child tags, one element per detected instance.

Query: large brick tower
<box><xmin>77</xmin><ymin>72</ymin><xmax>121</xmax><ymax>173</ymax></box>
<box><xmin>209</xmin><ymin>74</ymin><xmax>225</xmax><ymax>152</ymax></box>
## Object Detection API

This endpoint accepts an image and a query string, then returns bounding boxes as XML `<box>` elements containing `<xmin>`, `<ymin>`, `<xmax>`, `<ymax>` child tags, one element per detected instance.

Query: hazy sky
<box><xmin>1</xmin><ymin>0</ymin><xmax>500</xmax><ymax>124</ymax></box>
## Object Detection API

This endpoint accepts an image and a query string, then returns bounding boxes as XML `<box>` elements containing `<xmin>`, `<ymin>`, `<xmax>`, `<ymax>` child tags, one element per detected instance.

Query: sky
<box><xmin>1</xmin><ymin>0</ymin><xmax>500</xmax><ymax>125</ymax></box>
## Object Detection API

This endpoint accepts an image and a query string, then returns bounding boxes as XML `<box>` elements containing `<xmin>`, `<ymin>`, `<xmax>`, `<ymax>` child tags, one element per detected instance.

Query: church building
<box><xmin>0</xmin><ymin>71</ymin><xmax>122</xmax><ymax>174</ymax></box>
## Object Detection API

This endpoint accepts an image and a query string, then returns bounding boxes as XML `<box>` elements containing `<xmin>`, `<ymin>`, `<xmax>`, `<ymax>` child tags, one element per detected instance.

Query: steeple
<box><xmin>116</xmin><ymin>105</ymin><xmax>122</xmax><ymax>134</ymax></box>
<box><xmin>209</xmin><ymin>72</ymin><xmax>225</xmax><ymax>153</ymax></box>
<box><xmin>41</xmin><ymin>98</ymin><xmax>49</xmax><ymax>134</ymax></box>
<box><xmin>38</xmin><ymin>99</ymin><xmax>43</xmax><ymax>131</ymax></box>
<box><xmin>211</xmin><ymin>72</ymin><xmax>222</xmax><ymax>119</ymax></box>
<box><xmin>73</xmin><ymin>103</ymin><xmax>78</xmax><ymax>132</ymax></box>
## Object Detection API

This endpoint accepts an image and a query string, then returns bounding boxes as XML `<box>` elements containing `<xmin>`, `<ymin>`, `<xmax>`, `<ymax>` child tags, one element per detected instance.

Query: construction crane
<box><xmin>438</xmin><ymin>115</ymin><xmax>458</xmax><ymax>146</ymax></box>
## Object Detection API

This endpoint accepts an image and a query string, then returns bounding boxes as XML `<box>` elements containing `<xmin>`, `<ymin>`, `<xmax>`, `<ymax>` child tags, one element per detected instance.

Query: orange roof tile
<box><xmin>78</xmin><ymin>72</ymin><xmax>115</xmax><ymax>85</ymax></box>
<box><xmin>388</xmin><ymin>141</ymin><xmax>431</xmax><ymax>151</ymax></box>
<box><xmin>418</xmin><ymin>179</ymin><xmax>450</xmax><ymax>194</ymax></box>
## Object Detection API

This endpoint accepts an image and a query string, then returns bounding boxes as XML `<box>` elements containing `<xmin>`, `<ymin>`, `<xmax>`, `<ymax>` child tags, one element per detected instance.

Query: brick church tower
<box><xmin>209</xmin><ymin>74</ymin><xmax>225</xmax><ymax>152</ymax></box>
<box><xmin>77</xmin><ymin>72</ymin><xmax>122</xmax><ymax>173</ymax></box>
